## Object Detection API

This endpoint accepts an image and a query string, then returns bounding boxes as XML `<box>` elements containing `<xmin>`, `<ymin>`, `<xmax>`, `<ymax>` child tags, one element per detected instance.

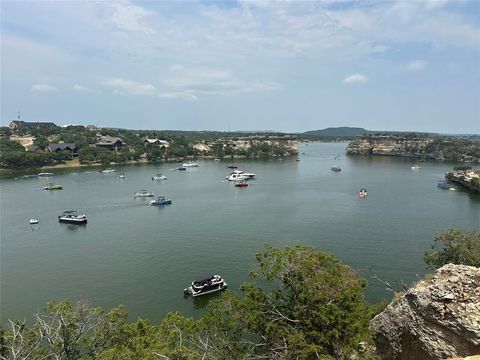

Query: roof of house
<box><xmin>96</xmin><ymin>136</ymin><xmax>125</xmax><ymax>145</ymax></box>
<box><xmin>48</xmin><ymin>143</ymin><xmax>77</xmax><ymax>151</ymax></box>
<box><xmin>144</xmin><ymin>138</ymin><xmax>169</xmax><ymax>144</ymax></box>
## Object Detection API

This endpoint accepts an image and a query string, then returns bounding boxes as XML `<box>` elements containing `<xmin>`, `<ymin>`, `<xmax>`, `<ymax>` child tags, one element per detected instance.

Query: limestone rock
<box><xmin>371</xmin><ymin>264</ymin><xmax>480</xmax><ymax>360</ymax></box>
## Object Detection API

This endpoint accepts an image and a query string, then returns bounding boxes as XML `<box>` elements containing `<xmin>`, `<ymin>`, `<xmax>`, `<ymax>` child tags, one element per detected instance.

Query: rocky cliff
<box><xmin>346</xmin><ymin>135</ymin><xmax>480</xmax><ymax>162</ymax></box>
<box><xmin>371</xmin><ymin>264</ymin><xmax>480</xmax><ymax>360</ymax></box>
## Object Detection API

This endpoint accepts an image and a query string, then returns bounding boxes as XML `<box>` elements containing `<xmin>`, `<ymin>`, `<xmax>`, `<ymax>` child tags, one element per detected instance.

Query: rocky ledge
<box><xmin>371</xmin><ymin>264</ymin><xmax>480</xmax><ymax>360</ymax></box>
<box><xmin>346</xmin><ymin>135</ymin><xmax>433</xmax><ymax>157</ymax></box>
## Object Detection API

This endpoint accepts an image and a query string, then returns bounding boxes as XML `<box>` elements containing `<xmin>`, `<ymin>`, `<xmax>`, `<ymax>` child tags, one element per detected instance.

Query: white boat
<box><xmin>99</xmin><ymin>168</ymin><xmax>116</xmax><ymax>173</ymax></box>
<box><xmin>152</xmin><ymin>174</ymin><xmax>167</xmax><ymax>181</ymax></box>
<box><xmin>117</xmin><ymin>173</ymin><xmax>125</xmax><ymax>179</ymax></box>
<box><xmin>37</xmin><ymin>172</ymin><xmax>54</xmax><ymax>177</ymax></box>
<box><xmin>226</xmin><ymin>170</ymin><xmax>255</xmax><ymax>181</ymax></box>
<box><xmin>184</xmin><ymin>275</ymin><xmax>227</xmax><ymax>297</ymax></box>
<box><xmin>182</xmin><ymin>161</ymin><xmax>198</xmax><ymax>167</ymax></box>
<box><xmin>58</xmin><ymin>210</ymin><xmax>87</xmax><ymax>224</ymax></box>
<box><xmin>411</xmin><ymin>165</ymin><xmax>421</xmax><ymax>170</ymax></box>
<box><xmin>134</xmin><ymin>190</ymin><xmax>154</xmax><ymax>197</ymax></box>
<box><xmin>29</xmin><ymin>218</ymin><xmax>39</xmax><ymax>225</ymax></box>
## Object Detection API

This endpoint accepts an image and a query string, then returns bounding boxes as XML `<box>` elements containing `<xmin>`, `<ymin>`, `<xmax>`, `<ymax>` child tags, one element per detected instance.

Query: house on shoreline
<box><xmin>144</xmin><ymin>138</ymin><xmax>169</xmax><ymax>149</ymax></box>
<box><xmin>47</xmin><ymin>143</ymin><xmax>77</xmax><ymax>156</ymax></box>
<box><xmin>95</xmin><ymin>136</ymin><xmax>125</xmax><ymax>151</ymax></box>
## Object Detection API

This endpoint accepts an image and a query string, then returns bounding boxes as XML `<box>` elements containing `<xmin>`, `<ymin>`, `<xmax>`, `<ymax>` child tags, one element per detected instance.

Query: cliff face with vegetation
<box><xmin>446</xmin><ymin>167</ymin><xmax>480</xmax><ymax>193</ymax></box>
<box><xmin>346</xmin><ymin>134</ymin><xmax>480</xmax><ymax>163</ymax></box>
<box><xmin>371</xmin><ymin>264</ymin><xmax>480</xmax><ymax>360</ymax></box>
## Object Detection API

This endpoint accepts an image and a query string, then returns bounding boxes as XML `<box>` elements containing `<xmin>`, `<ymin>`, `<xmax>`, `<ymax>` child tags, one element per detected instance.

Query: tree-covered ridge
<box><xmin>0</xmin><ymin>245</ymin><xmax>373</xmax><ymax>360</ymax></box>
<box><xmin>0</xmin><ymin>126</ymin><xmax>298</xmax><ymax>169</ymax></box>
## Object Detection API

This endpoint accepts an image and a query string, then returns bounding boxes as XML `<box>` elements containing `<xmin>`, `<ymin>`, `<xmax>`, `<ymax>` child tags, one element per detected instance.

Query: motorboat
<box><xmin>437</xmin><ymin>180</ymin><xmax>455</xmax><ymax>190</ymax></box>
<box><xmin>134</xmin><ymin>190</ymin><xmax>154</xmax><ymax>197</ymax></box>
<box><xmin>175</xmin><ymin>166</ymin><xmax>187</xmax><ymax>171</ymax></box>
<box><xmin>117</xmin><ymin>173</ymin><xmax>125</xmax><ymax>179</ymax></box>
<box><xmin>182</xmin><ymin>161</ymin><xmax>198</xmax><ymax>167</ymax></box>
<box><xmin>29</xmin><ymin>218</ymin><xmax>39</xmax><ymax>225</ymax></box>
<box><xmin>99</xmin><ymin>168</ymin><xmax>116</xmax><ymax>173</ymax></box>
<box><xmin>227</xmin><ymin>165</ymin><xmax>238</xmax><ymax>169</ymax></box>
<box><xmin>37</xmin><ymin>172</ymin><xmax>54</xmax><ymax>177</ymax></box>
<box><xmin>411</xmin><ymin>165</ymin><xmax>421</xmax><ymax>170</ymax></box>
<box><xmin>359</xmin><ymin>188</ymin><xmax>367</xmax><ymax>198</ymax></box>
<box><xmin>226</xmin><ymin>170</ymin><xmax>255</xmax><ymax>181</ymax></box>
<box><xmin>44</xmin><ymin>183</ymin><xmax>63</xmax><ymax>190</ymax></box>
<box><xmin>183</xmin><ymin>275</ymin><xmax>227</xmax><ymax>297</ymax></box>
<box><xmin>149</xmin><ymin>196</ymin><xmax>172</xmax><ymax>206</ymax></box>
<box><xmin>235</xmin><ymin>182</ymin><xmax>249</xmax><ymax>188</ymax></box>
<box><xmin>152</xmin><ymin>174</ymin><xmax>167</xmax><ymax>181</ymax></box>
<box><xmin>58</xmin><ymin>210</ymin><xmax>87</xmax><ymax>224</ymax></box>
<box><xmin>331</xmin><ymin>166</ymin><xmax>341</xmax><ymax>172</ymax></box>
<box><xmin>296</xmin><ymin>158</ymin><xmax>300</xmax><ymax>161</ymax></box>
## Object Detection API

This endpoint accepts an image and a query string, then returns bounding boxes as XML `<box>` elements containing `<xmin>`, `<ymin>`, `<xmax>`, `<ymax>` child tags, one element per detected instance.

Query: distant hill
<box><xmin>302</xmin><ymin>127</ymin><xmax>369</xmax><ymax>137</ymax></box>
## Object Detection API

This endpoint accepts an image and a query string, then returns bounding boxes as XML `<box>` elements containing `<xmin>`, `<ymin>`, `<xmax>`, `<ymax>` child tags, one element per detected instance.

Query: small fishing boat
<box><xmin>296</xmin><ymin>158</ymin><xmax>300</xmax><ymax>161</ymax></box>
<box><xmin>175</xmin><ymin>166</ymin><xmax>187</xmax><ymax>171</ymax></box>
<box><xmin>134</xmin><ymin>190</ymin><xmax>154</xmax><ymax>197</ymax></box>
<box><xmin>214</xmin><ymin>158</ymin><xmax>221</xmax><ymax>161</ymax></box>
<box><xmin>359</xmin><ymin>188</ymin><xmax>367</xmax><ymax>198</ymax></box>
<box><xmin>235</xmin><ymin>182</ymin><xmax>249</xmax><ymax>188</ymax></box>
<box><xmin>411</xmin><ymin>165</ymin><xmax>421</xmax><ymax>170</ymax></box>
<box><xmin>149</xmin><ymin>196</ymin><xmax>172</xmax><ymax>206</ymax></box>
<box><xmin>437</xmin><ymin>180</ymin><xmax>455</xmax><ymax>190</ymax></box>
<box><xmin>182</xmin><ymin>161</ymin><xmax>198</xmax><ymax>167</ymax></box>
<box><xmin>184</xmin><ymin>275</ymin><xmax>227</xmax><ymax>297</ymax></box>
<box><xmin>37</xmin><ymin>172</ymin><xmax>54</xmax><ymax>177</ymax></box>
<box><xmin>117</xmin><ymin>173</ymin><xmax>125</xmax><ymax>179</ymax></box>
<box><xmin>152</xmin><ymin>174</ymin><xmax>167</xmax><ymax>180</ymax></box>
<box><xmin>331</xmin><ymin>166</ymin><xmax>341</xmax><ymax>172</ymax></box>
<box><xmin>44</xmin><ymin>183</ymin><xmax>63</xmax><ymax>190</ymax></box>
<box><xmin>29</xmin><ymin>218</ymin><xmax>39</xmax><ymax>225</ymax></box>
<box><xmin>58</xmin><ymin>210</ymin><xmax>87</xmax><ymax>224</ymax></box>
<box><xmin>227</xmin><ymin>165</ymin><xmax>238</xmax><ymax>169</ymax></box>
<box><xmin>99</xmin><ymin>168</ymin><xmax>116</xmax><ymax>173</ymax></box>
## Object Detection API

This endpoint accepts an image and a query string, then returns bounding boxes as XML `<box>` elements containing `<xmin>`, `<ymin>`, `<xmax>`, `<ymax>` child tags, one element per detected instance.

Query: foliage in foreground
<box><xmin>0</xmin><ymin>245</ymin><xmax>373</xmax><ymax>359</ymax></box>
<box><xmin>424</xmin><ymin>229</ymin><xmax>480</xmax><ymax>269</ymax></box>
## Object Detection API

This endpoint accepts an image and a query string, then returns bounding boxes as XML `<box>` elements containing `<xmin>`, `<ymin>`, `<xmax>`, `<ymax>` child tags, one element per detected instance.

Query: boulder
<box><xmin>371</xmin><ymin>264</ymin><xmax>480</xmax><ymax>359</ymax></box>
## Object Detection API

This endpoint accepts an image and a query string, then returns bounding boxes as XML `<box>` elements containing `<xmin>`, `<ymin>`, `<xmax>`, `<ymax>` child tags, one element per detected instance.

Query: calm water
<box><xmin>1</xmin><ymin>143</ymin><xmax>479</xmax><ymax>323</ymax></box>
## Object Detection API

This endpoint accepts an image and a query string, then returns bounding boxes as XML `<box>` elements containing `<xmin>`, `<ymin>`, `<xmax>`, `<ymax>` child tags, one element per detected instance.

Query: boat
<box><xmin>437</xmin><ymin>180</ymin><xmax>455</xmax><ymax>190</ymax></box>
<box><xmin>37</xmin><ymin>172</ymin><xmax>54</xmax><ymax>177</ymax></box>
<box><xmin>152</xmin><ymin>174</ymin><xmax>167</xmax><ymax>180</ymax></box>
<box><xmin>359</xmin><ymin>188</ymin><xmax>367</xmax><ymax>198</ymax></box>
<box><xmin>331</xmin><ymin>166</ymin><xmax>341</xmax><ymax>172</ymax></box>
<box><xmin>226</xmin><ymin>170</ymin><xmax>255</xmax><ymax>181</ymax></box>
<box><xmin>99</xmin><ymin>168</ymin><xmax>116</xmax><ymax>173</ymax></box>
<box><xmin>117</xmin><ymin>173</ymin><xmax>125</xmax><ymax>179</ymax></box>
<box><xmin>182</xmin><ymin>161</ymin><xmax>198</xmax><ymax>167</ymax></box>
<box><xmin>149</xmin><ymin>196</ymin><xmax>173</xmax><ymax>206</ymax></box>
<box><xmin>22</xmin><ymin>174</ymin><xmax>37</xmax><ymax>179</ymax></box>
<box><xmin>175</xmin><ymin>166</ymin><xmax>187</xmax><ymax>171</ymax></box>
<box><xmin>29</xmin><ymin>218</ymin><xmax>39</xmax><ymax>225</ymax></box>
<box><xmin>134</xmin><ymin>190</ymin><xmax>154</xmax><ymax>197</ymax></box>
<box><xmin>183</xmin><ymin>275</ymin><xmax>227</xmax><ymax>297</ymax></box>
<box><xmin>44</xmin><ymin>183</ymin><xmax>63</xmax><ymax>190</ymax></box>
<box><xmin>296</xmin><ymin>158</ymin><xmax>300</xmax><ymax>161</ymax></box>
<box><xmin>227</xmin><ymin>165</ymin><xmax>238</xmax><ymax>169</ymax></box>
<box><xmin>235</xmin><ymin>182</ymin><xmax>249</xmax><ymax>188</ymax></box>
<box><xmin>214</xmin><ymin>158</ymin><xmax>221</xmax><ymax>161</ymax></box>
<box><xmin>411</xmin><ymin>165</ymin><xmax>421</xmax><ymax>170</ymax></box>
<box><xmin>58</xmin><ymin>210</ymin><xmax>87</xmax><ymax>224</ymax></box>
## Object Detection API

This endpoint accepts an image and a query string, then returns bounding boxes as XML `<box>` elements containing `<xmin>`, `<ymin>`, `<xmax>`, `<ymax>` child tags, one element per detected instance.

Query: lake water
<box><xmin>1</xmin><ymin>142</ymin><xmax>479</xmax><ymax>323</ymax></box>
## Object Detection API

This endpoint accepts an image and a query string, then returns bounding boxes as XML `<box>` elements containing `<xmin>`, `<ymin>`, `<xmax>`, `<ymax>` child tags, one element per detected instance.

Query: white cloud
<box><xmin>102</xmin><ymin>77</ymin><xmax>156</xmax><ymax>95</ymax></box>
<box><xmin>30</xmin><ymin>84</ymin><xmax>59</xmax><ymax>92</ymax></box>
<box><xmin>107</xmin><ymin>1</ymin><xmax>154</xmax><ymax>34</ymax></box>
<box><xmin>404</xmin><ymin>60</ymin><xmax>427</xmax><ymax>71</ymax></box>
<box><xmin>163</xmin><ymin>65</ymin><xmax>280</xmax><ymax>96</ymax></box>
<box><xmin>157</xmin><ymin>92</ymin><xmax>198</xmax><ymax>101</ymax></box>
<box><xmin>73</xmin><ymin>84</ymin><xmax>101</xmax><ymax>94</ymax></box>
<box><xmin>343</xmin><ymin>74</ymin><xmax>368</xmax><ymax>84</ymax></box>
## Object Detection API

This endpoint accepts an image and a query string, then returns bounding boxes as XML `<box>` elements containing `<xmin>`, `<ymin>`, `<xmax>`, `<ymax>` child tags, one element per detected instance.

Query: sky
<box><xmin>1</xmin><ymin>0</ymin><xmax>479</xmax><ymax>133</ymax></box>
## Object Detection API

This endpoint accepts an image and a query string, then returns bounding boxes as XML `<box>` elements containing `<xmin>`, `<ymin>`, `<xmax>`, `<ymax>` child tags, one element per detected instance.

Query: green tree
<box><xmin>424</xmin><ymin>229</ymin><xmax>480</xmax><ymax>269</ymax></box>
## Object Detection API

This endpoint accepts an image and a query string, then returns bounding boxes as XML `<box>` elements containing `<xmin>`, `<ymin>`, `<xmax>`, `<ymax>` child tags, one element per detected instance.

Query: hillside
<box><xmin>302</xmin><ymin>127</ymin><xmax>369</xmax><ymax>137</ymax></box>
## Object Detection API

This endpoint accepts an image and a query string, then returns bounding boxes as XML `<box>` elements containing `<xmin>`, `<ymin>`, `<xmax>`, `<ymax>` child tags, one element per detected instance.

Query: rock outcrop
<box><xmin>346</xmin><ymin>135</ymin><xmax>433</xmax><ymax>157</ymax></box>
<box><xmin>371</xmin><ymin>264</ymin><xmax>480</xmax><ymax>360</ymax></box>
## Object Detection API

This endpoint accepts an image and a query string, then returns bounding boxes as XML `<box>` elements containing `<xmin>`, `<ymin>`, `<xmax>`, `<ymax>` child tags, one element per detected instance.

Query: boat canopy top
<box><xmin>193</xmin><ymin>275</ymin><xmax>215</xmax><ymax>284</ymax></box>
<box><xmin>360</xmin><ymin>188</ymin><xmax>367</xmax><ymax>192</ymax></box>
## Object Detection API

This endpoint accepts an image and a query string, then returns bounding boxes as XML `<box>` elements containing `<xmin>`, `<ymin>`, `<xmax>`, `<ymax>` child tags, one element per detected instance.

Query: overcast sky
<box><xmin>1</xmin><ymin>0</ymin><xmax>479</xmax><ymax>133</ymax></box>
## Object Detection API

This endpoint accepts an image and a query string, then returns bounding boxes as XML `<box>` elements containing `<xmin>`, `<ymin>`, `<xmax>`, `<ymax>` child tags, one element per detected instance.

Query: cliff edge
<box><xmin>371</xmin><ymin>264</ymin><xmax>480</xmax><ymax>359</ymax></box>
